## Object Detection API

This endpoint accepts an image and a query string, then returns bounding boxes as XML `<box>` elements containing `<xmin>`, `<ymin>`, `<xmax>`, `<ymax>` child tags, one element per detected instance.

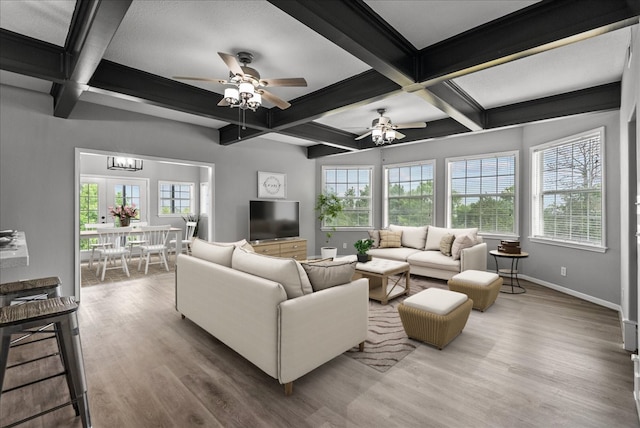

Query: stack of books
<box><xmin>498</xmin><ymin>240</ymin><xmax>521</xmax><ymax>254</ymax></box>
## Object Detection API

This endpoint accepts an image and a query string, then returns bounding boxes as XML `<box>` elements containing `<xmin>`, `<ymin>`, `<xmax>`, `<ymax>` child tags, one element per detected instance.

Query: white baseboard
<box><xmin>519</xmin><ymin>274</ymin><xmax>621</xmax><ymax>312</ymax></box>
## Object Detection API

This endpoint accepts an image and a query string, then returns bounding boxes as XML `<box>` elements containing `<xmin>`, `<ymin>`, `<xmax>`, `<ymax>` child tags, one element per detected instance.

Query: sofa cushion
<box><xmin>403</xmin><ymin>288</ymin><xmax>468</xmax><ymax>315</ymax></box>
<box><xmin>190</xmin><ymin>238</ymin><xmax>235</xmax><ymax>267</ymax></box>
<box><xmin>451</xmin><ymin>234</ymin><xmax>476</xmax><ymax>260</ymax></box>
<box><xmin>301</xmin><ymin>260</ymin><xmax>357</xmax><ymax>292</ymax></box>
<box><xmin>407</xmin><ymin>250</ymin><xmax>460</xmax><ymax>272</ymax></box>
<box><xmin>379</xmin><ymin>230</ymin><xmax>402</xmax><ymax>248</ymax></box>
<box><xmin>231</xmin><ymin>248</ymin><xmax>313</xmax><ymax>299</ymax></box>
<box><xmin>389</xmin><ymin>224</ymin><xmax>428</xmax><ymax>249</ymax></box>
<box><xmin>439</xmin><ymin>233</ymin><xmax>455</xmax><ymax>256</ymax></box>
<box><xmin>367</xmin><ymin>247</ymin><xmax>422</xmax><ymax>262</ymax></box>
<box><xmin>368</xmin><ymin>230</ymin><xmax>381</xmax><ymax>248</ymax></box>
<box><xmin>425</xmin><ymin>226</ymin><xmax>478</xmax><ymax>250</ymax></box>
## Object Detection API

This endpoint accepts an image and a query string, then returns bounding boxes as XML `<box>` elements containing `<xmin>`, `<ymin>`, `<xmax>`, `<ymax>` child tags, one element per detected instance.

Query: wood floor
<box><xmin>1</xmin><ymin>272</ymin><xmax>638</xmax><ymax>427</ymax></box>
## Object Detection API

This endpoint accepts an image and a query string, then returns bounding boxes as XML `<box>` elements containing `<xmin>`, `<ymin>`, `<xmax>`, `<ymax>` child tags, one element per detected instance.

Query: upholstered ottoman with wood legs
<box><xmin>397</xmin><ymin>288</ymin><xmax>473</xmax><ymax>350</ymax></box>
<box><xmin>447</xmin><ymin>270</ymin><xmax>502</xmax><ymax>312</ymax></box>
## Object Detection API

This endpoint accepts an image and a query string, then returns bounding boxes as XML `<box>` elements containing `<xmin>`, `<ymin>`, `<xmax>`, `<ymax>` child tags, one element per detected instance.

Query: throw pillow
<box><xmin>424</xmin><ymin>226</ymin><xmax>451</xmax><ymax>251</ymax></box>
<box><xmin>439</xmin><ymin>233</ymin><xmax>455</xmax><ymax>256</ymax></box>
<box><xmin>379</xmin><ymin>229</ymin><xmax>402</xmax><ymax>248</ymax></box>
<box><xmin>451</xmin><ymin>234</ymin><xmax>476</xmax><ymax>260</ymax></box>
<box><xmin>368</xmin><ymin>230</ymin><xmax>381</xmax><ymax>248</ymax></box>
<box><xmin>231</xmin><ymin>247</ymin><xmax>313</xmax><ymax>299</ymax></box>
<box><xmin>389</xmin><ymin>224</ymin><xmax>428</xmax><ymax>249</ymax></box>
<box><xmin>301</xmin><ymin>260</ymin><xmax>357</xmax><ymax>292</ymax></box>
<box><xmin>190</xmin><ymin>238</ymin><xmax>235</xmax><ymax>267</ymax></box>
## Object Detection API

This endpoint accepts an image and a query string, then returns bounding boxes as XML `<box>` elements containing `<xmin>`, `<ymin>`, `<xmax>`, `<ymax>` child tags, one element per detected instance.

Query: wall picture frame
<box><xmin>258</xmin><ymin>171</ymin><xmax>287</xmax><ymax>199</ymax></box>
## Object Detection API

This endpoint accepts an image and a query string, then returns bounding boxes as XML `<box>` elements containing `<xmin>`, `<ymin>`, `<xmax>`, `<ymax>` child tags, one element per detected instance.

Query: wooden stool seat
<box><xmin>0</xmin><ymin>296</ymin><xmax>91</xmax><ymax>427</ymax></box>
<box><xmin>0</xmin><ymin>276</ymin><xmax>61</xmax><ymax>307</ymax></box>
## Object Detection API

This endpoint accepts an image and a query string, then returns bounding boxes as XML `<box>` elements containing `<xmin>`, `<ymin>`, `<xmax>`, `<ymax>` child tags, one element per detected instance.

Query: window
<box><xmin>321</xmin><ymin>166</ymin><xmax>373</xmax><ymax>228</ymax></box>
<box><xmin>384</xmin><ymin>160</ymin><xmax>435</xmax><ymax>226</ymax></box>
<box><xmin>112</xmin><ymin>183</ymin><xmax>141</xmax><ymax>220</ymax></box>
<box><xmin>531</xmin><ymin>127</ymin><xmax>604</xmax><ymax>251</ymax></box>
<box><xmin>159</xmin><ymin>181</ymin><xmax>194</xmax><ymax>215</ymax></box>
<box><xmin>447</xmin><ymin>151</ymin><xmax>518</xmax><ymax>236</ymax></box>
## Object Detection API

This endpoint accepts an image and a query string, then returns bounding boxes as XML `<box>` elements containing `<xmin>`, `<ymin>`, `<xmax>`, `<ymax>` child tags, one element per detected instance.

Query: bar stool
<box><xmin>0</xmin><ymin>297</ymin><xmax>91</xmax><ymax>428</ymax></box>
<box><xmin>0</xmin><ymin>276</ymin><xmax>61</xmax><ymax>307</ymax></box>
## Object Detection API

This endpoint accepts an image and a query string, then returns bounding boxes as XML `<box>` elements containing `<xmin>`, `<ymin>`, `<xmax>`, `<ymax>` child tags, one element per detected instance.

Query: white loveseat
<box><xmin>175</xmin><ymin>239</ymin><xmax>369</xmax><ymax>395</ymax></box>
<box><xmin>366</xmin><ymin>225</ymin><xmax>487</xmax><ymax>280</ymax></box>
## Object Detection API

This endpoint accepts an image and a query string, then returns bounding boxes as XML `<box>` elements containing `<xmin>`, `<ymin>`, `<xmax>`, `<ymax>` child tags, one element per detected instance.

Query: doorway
<box><xmin>74</xmin><ymin>149</ymin><xmax>215</xmax><ymax>299</ymax></box>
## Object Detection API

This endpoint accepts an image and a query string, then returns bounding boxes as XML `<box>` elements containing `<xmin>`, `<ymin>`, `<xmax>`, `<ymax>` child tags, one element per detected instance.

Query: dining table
<box><xmin>80</xmin><ymin>227</ymin><xmax>184</xmax><ymax>259</ymax></box>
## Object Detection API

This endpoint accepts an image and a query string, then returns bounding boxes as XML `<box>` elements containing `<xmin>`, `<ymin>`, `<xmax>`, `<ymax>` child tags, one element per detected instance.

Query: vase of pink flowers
<box><xmin>109</xmin><ymin>204</ymin><xmax>138</xmax><ymax>227</ymax></box>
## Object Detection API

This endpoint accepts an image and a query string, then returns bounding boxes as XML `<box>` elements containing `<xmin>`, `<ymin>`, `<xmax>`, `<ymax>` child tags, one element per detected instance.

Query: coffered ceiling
<box><xmin>1</xmin><ymin>0</ymin><xmax>638</xmax><ymax>158</ymax></box>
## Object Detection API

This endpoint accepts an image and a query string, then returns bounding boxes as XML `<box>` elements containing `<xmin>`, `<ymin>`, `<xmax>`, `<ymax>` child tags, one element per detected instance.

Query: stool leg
<box><xmin>58</xmin><ymin>313</ymin><xmax>91</xmax><ymax>428</ymax></box>
<box><xmin>0</xmin><ymin>329</ymin><xmax>11</xmax><ymax>393</ymax></box>
<box><xmin>55</xmin><ymin>321</ymin><xmax>80</xmax><ymax>415</ymax></box>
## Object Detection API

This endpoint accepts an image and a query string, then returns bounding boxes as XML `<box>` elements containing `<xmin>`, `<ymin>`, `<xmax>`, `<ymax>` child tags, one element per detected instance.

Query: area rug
<box><xmin>345</xmin><ymin>275</ymin><xmax>448</xmax><ymax>373</ymax></box>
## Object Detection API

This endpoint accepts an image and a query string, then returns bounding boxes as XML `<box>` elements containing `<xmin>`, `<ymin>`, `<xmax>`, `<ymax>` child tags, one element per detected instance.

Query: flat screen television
<box><xmin>249</xmin><ymin>200</ymin><xmax>300</xmax><ymax>242</ymax></box>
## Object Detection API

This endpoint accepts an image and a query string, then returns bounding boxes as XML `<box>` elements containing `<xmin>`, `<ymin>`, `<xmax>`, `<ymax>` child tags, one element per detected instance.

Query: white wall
<box><xmin>0</xmin><ymin>86</ymin><xmax>316</xmax><ymax>297</ymax></box>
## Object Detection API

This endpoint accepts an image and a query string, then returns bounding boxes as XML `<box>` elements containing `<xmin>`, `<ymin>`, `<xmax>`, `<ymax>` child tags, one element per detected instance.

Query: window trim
<box><xmin>383</xmin><ymin>159</ymin><xmax>436</xmax><ymax>228</ymax></box>
<box><xmin>445</xmin><ymin>150</ymin><xmax>519</xmax><ymax>238</ymax></box>
<box><xmin>529</xmin><ymin>127</ymin><xmax>606</xmax><ymax>252</ymax></box>
<box><xmin>158</xmin><ymin>180</ymin><xmax>195</xmax><ymax>217</ymax></box>
<box><xmin>320</xmin><ymin>165</ymin><xmax>374</xmax><ymax>231</ymax></box>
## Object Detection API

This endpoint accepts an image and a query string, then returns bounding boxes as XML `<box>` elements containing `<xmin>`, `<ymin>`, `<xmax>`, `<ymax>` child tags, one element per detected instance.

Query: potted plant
<box><xmin>315</xmin><ymin>192</ymin><xmax>343</xmax><ymax>259</ymax></box>
<box><xmin>354</xmin><ymin>238</ymin><xmax>374</xmax><ymax>262</ymax></box>
<box><xmin>108</xmin><ymin>204</ymin><xmax>138</xmax><ymax>227</ymax></box>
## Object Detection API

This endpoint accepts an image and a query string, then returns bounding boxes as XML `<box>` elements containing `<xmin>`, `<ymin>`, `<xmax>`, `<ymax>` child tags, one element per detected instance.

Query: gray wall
<box><xmin>0</xmin><ymin>86</ymin><xmax>316</xmax><ymax>297</ymax></box>
<box><xmin>316</xmin><ymin>111</ymin><xmax>622</xmax><ymax>305</ymax></box>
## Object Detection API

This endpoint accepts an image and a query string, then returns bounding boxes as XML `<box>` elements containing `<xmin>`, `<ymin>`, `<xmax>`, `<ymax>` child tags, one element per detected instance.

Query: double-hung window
<box><xmin>384</xmin><ymin>160</ymin><xmax>435</xmax><ymax>226</ymax></box>
<box><xmin>447</xmin><ymin>151</ymin><xmax>518</xmax><ymax>236</ymax></box>
<box><xmin>321</xmin><ymin>166</ymin><xmax>373</xmax><ymax>229</ymax></box>
<box><xmin>159</xmin><ymin>181</ymin><xmax>194</xmax><ymax>216</ymax></box>
<box><xmin>531</xmin><ymin>127</ymin><xmax>605</xmax><ymax>251</ymax></box>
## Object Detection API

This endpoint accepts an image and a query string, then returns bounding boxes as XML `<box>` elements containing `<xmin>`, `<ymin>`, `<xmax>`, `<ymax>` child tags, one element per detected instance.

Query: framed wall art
<box><xmin>258</xmin><ymin>171</ymin><xmax>287</xmax><ymax>199</ymax></box>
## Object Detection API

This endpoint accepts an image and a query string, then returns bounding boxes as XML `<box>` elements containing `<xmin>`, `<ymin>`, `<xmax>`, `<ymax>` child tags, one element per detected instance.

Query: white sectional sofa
<box><xmin>366</xmin><ymin>225</ymin><xmax>487</xmax><ymax>280</ymax></box>
<box><xmin>175</xmin><ymin>239</ymin><xmax>369</xmax><ymax>395</ymax></box>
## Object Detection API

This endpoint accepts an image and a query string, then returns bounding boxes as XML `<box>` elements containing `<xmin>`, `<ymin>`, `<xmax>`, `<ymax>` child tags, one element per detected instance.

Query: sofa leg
<box><xmin>359</xmin><ymin>341</ymin><xmax>365</xmax><ymax>352</ymax></box>
<box><xmin>284</xmin><ymin>382</ymin><xmax>293</xmax><ymax>396</ymax></box>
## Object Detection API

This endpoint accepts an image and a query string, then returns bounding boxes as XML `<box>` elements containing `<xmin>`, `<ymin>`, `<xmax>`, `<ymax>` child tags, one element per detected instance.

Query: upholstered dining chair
<box><xmin>169</xmin><ymin>221</ymin><xmax>197</xmax><ymax>258</ymax></box>
<box><xmin>95</xmin><ymin>227</ymin><xmax>132</xmax><ymax>281</ymax></box>
<box><xmin>84</xmin><ymin>222</ymin><xmax>115</xmax><ymax>269</ymax></box>
<box><xmin>137</xmin><ymin>225</ymin><xmax>171</xmax><ymax>274</ymax></box>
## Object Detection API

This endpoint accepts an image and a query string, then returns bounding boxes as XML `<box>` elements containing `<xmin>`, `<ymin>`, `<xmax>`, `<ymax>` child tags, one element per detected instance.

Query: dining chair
<box><xmin>169</xmin><ymin>221</ymin><xmax>197</xmax><ymax>258</ymax></box>
<box><xmin>137</xmin><ymin>225</ymin><xmax>171</xmax><ymax>274</ymax></box>
<box><xmin>127</xmin><ymin>221</ymin><xmax>148</xmax><ymax>263</ymax></box>
<box><xmin>95</xmin><ymin>227</ymin><xmax>132</xmax><ymax>281</ymax></box>
<box><xmin>84</xmin><ymin>222</ymin><xmax>115</xmax><ymax>269</ymax></box>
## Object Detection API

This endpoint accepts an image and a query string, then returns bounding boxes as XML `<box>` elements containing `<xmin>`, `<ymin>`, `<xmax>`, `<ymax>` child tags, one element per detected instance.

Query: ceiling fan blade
<box><xmin>394</xmin><ymin>131</ymin><xmax>406</xmax><ymax>139</ymax></box>
<box><xmin>259</xmin><ymin>77</ymin><xmax>307</xmax><ymax>87</ymax></box>
<box><xmin>394</xmin><ymin>122</ymin><xmax>427</xmax><ymax>130</ymax></box>
<box><xmin>259</xmin><ymin>89</ymin><xmax>291</xmax><ymax>109</ymax></box>
<box><xmin>217</xmin><ymin>98</ymin><xmax>230</xmax><ymax>107</ymax></box>
<box><xmin>355</xmin><ymin>131</ymin><xmax>372</xmax><ymax>140</ymax></box>
<box><xmin>218</xmin><ymin>52</ymin><xmax>244</xmax><ymax>76</ymax></box>
<box><xmin>172</xmin><ymin>76</ymin><xmax>225</xmax><ymax>83</ymax></box>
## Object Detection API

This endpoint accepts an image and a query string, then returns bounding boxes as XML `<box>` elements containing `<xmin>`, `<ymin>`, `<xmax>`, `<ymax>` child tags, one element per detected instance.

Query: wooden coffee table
<box><xmin>353</xmin><ymin>258</ymin><xmax>411</xmax><ymax>304</ymax></box>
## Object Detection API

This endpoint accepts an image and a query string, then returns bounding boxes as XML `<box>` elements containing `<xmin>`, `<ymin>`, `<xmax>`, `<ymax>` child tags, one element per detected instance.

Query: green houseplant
<box><xmin>354</xmin><ymin>238</ymin><xmax>374</xmax><ymax>262</ymax></box>
<box><xmin>315</xmin><ymin>193</ymin><xmax>343</xmax><ymax>258</ymax></box>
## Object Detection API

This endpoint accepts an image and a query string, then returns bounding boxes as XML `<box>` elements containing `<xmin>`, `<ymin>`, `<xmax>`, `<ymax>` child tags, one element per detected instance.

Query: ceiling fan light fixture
<box><xmin>247</xmin><ymin>92</ymin><xmax>262</xmax><ymax>110</ymax></box>
<box><xmin>385</xmin><ymin>129</ymin><xmax>396</xmax><ymax>143</ymax></box>
<box><xmin>239</xmin><ymin>82</ymin><xmax>255</xmax><ymax>99</ymax></box>
<box><xmin>224</xmin><ymin>87</ymin><xmax>240</xmax><ymax>105</ymax></box>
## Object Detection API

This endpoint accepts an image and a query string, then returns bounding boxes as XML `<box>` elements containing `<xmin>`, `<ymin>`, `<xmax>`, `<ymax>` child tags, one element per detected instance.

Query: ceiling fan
<box><xmin>355</xmin><ymin>109</ymin><xmax>427</xmax><ymax>145</ymax></box>
<box><xmin>173</xmin><ymin>51</ymin><xmax>307</xmax><ymax>110</ymax></box>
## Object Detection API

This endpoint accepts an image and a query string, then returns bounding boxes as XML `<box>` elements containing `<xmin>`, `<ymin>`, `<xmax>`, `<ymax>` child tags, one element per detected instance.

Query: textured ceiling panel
<box><xmin>453</xmin><ymin>27</ymin><xmax>633</xmax><ymax>109</ymax></box>
<box><xmin>0</xmin><ymin>0</ymin><xmax>74</xmax><ymax>47</ymax></box>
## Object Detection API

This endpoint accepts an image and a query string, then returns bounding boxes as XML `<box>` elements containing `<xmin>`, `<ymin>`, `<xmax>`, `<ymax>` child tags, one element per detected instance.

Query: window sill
<box><xmin>479</xmin><ymin>233</ymin><xmax>520</xmax><ymax>241</ymax></box>
<box><xmin>529</xmin><ymin>237</ymin><xmax>607</xmax><ymax>253</ymax></box>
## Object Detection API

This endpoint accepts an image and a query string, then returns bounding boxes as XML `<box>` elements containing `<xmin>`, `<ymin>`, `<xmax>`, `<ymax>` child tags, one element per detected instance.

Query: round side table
<box><xmin>489</xmin><ymin>250</ymin><xmax>529</xmax><ymax>294</ymax></box>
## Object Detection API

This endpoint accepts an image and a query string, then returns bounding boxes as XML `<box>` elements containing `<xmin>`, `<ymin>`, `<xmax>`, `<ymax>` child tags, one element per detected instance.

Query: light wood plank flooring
<box><xmin>1</xmin><ymin>273</ymin><xmax>638</xmax><ymax>427</ymax></box>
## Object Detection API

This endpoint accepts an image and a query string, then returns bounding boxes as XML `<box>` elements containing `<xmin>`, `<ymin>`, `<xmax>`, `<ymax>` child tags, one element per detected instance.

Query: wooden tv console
<box><xmin>251</xmin><ymin>238</ymin><xmax>307</xmax><ymax>260</ymax></box>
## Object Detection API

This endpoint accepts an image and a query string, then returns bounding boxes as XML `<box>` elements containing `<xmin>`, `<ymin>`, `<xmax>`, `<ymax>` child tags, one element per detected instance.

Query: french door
<box><xmin>80</xmin><ymin>176</ymin><xmax>147</xmax><ymax>227</ymax></box>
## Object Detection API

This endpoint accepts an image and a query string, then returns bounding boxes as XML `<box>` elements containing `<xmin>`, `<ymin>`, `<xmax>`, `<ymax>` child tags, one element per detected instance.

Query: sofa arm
<box><xmin>277</xmin><ymin>278</ymin><xmax>369</xmax><ymax>384</ymax></box>
<box><xmin>460</xmin><ymin>242</ymin><xmax>487</xmax><ymax>272</ymax></box>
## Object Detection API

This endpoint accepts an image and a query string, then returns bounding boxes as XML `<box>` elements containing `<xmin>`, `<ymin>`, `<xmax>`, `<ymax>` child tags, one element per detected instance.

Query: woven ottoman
<box><xmin>448</xmin><ymin>270</ymin><xmax>502</xmax><ymax>312</ymax></box>
<box><xmin>397</xmin><ymin>288</ymin><xmax>473</xmax><ymax>350</ymax></box>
